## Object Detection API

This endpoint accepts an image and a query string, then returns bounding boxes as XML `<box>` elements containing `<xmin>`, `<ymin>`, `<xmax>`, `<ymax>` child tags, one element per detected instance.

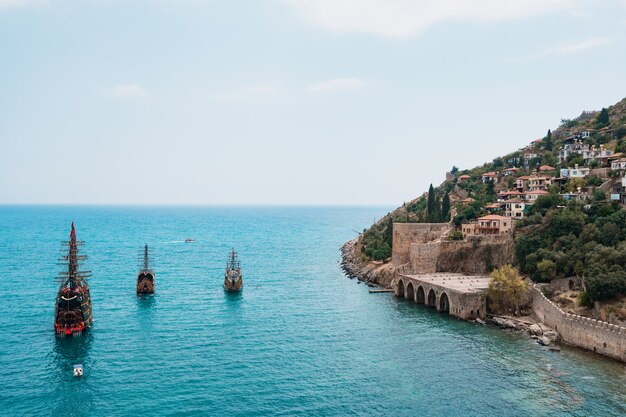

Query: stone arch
<box><xmin>416</xmin><ymin>286</ymin><xmax>425</xmax><ymax>304</ymax></box>
<box><xmin>439</xmin><ymin>292</ymin><xmax>450</xmax><ymax>313</ymax></box>
<box><xmin>427</xmin><ymin>288</ymin><xmax>436</xmax><ymax>307</ymax></box>
<box><xmin>397</xmin><ymin>279</ymin><xmax>405</xmax><ymax>298</ymax></box>
<box><xmin>406</xmin><ymin>282</ymin><xmax>415</xmax><ymax>301</ymax></box>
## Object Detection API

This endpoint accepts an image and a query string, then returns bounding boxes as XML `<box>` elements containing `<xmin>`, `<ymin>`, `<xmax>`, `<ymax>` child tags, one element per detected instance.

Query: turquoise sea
<box><xmin>0</xmin><ymin>206</ymin><xmax>624</xmax><ymax>416</ymax></box>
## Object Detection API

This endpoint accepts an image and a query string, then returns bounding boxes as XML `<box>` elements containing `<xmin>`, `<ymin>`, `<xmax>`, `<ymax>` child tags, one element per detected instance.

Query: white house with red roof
<box><xmin>481</xmin><ymin>172</ymin><xmax>498</xmax><ymax>183</ymax></box>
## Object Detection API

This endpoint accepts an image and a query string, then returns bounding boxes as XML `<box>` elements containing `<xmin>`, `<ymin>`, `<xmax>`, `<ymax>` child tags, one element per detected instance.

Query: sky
<box><xmin>1</xmin><ymin>0</ymin><xmax>626</xmax><ymax>205</ymax></box>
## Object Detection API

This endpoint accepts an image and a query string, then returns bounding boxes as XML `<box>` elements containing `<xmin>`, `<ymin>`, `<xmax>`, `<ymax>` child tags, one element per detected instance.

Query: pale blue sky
<box><xmin>1</xmin><ymin>0</ymin><xmax>625</xmax><ymax>204</ymax></box>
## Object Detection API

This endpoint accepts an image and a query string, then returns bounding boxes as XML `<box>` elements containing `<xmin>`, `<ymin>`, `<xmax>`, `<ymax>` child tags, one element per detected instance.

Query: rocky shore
<box><xmin>489</xmin><ymin>316</ymin><xmax>561</xmax><ymax>348</ymax></box>
<box><xmin>340</xmin><ymin>238</ymin><xmax>395</xmax><ymax>288</ymax></box>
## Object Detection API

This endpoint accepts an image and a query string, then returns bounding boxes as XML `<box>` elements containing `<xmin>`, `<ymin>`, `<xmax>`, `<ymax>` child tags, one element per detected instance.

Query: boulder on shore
<box><xmin>543</xmin><ymin>330</ymin><xmax>560</xmax><ymax>342</ymax></box>
<box><xmin>492</xmin><ymin>317</ymin><xmax>516</xmax><ymax>329</ymax></box>
<box><xmin>538</xmin><ymin>336</ymin><xmax>551</xmax><ymax>346</ymax></box>
<box><xmin>528</xmin><ymin>324</ymin><xmax>543</xmax><ymax>336</ymax></box>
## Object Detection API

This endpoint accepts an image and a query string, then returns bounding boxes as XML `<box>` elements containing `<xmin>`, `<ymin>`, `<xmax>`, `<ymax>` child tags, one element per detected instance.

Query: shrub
<box><xmin>487</xmin><ymin>265</ymin><xmax>528</xmax><ymax>315</ymax></box>
<box><xmin>536</xmin><ymin>259</ymin><xmax>557</xmax><ymax>282</ymax></box>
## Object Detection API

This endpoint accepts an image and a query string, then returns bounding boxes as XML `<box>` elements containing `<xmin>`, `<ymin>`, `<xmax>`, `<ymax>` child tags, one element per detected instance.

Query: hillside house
<box><xmin>611</xmin><ymin>176</ymin><xmax>626</xmax><ymax>206</ymax></box>
<box><xmin>558</xmin><ymin>141</ymin><xmax>588</xmax><ymax>164</ymax></box>
<box><xmin>538</xmin><ymin>165</ymin><xmax>555</xmax><ymax>173</ymax></box>
<box><xmin>502</xmin><ymin>167</ymin><xmax>521</xmax><ymax>177</ymax></box>
<box><xmin>527</xmin><ymin>176</ymin><xmax>553</xmax><ymax>191</ymax></box>
<box><xmin>611</xmin><ymin>158</ymin><xmax>626</xmax><ymax>172</ymax></box>
<box><xmin>458</xmin><ymin>174</ymin><xmax>471</xmax><ymax>182</ymax></box>
<box><xmin>504</xmin><ymin>199</ymin><xmax>527</xmax><ymax>219</ymax></box>
<box><xmin>476</xmin><ymin>215</ymin><xmax>513</xmax><ymax>235</ymax></box>
<box><xmin>525</xmin><ymin>190</ymin><xmax>549</xmax><ymax>202</ymax></box>
<box><xmin>584</xmin><ymin>145</ymin><xmax>613</xmax><ymax>166</ymax></box>
<box><xmin>481</xmin><ymin>172</ymin><xmax>498</xmax><ymax>183</ymax></box>
<box><xmin>484</xmin><ymin>203</ymin><xmax>502</xmax><ymax>213</ymax></box>
<box><xmin>561</xmin><ymin>193</ymin><xmax>592</xmax><ymax>203</ymax></box>
<box><xmin>560</xmin><ymin>166</ymin><xmax>591</xmax><ymax>178</ymax></box>
<box><xmin>497</xmin><ymin>190</ymin><xmax>524</xmax><ymax>201</ymax></box>
<box><xmin>515</xmin><ymin>176</ymin><xmax>532</xmax><ymax>192</ymax></box>
<box><xmin>523</xmin><ymin>151</ymin><xmax>539</xmax><ymax>166</ymax></box>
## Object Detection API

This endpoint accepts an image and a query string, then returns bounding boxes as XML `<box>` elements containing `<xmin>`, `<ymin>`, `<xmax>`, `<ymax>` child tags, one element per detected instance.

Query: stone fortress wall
<box><xmin>393</xmin><ymin>223</ymin><xmax>514</xmax><ymax>275</ymax></box>
<box><xmin>391</xmin><ymin>223</ymin><xmax>452</xmax><ymax>267</ymax></box>
<box><xmin>532</xmin><ymin>287</ymin><xmax>626</xmax><ymax>362</ymax></box>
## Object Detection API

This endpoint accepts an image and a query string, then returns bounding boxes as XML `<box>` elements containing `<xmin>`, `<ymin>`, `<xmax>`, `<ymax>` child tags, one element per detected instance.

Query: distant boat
<box><xmin>54</xmin><ymin>222</ymin><xmax>93</xmax><ymax>337</ymax></box>
<box><xmin>224</xmin><ymin>248</ymin><xmax>243</xmax><ymax>292</ymax></box>
<box><xmin>184</xmin><ymin>238</ymin><xmax>195</xmax><ymax>243</ymax></box>
<box><xmin>137</xmin><ymin>244</ymin><xmax>155</xmax><ymax>294</ymax></box>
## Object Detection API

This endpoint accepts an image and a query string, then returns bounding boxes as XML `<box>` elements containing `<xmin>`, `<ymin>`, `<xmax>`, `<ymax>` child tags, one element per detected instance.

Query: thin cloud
<box><xmin>308</xmin><ymin>78</ymin><xmax>366</xmax><ymax>93</ymax></box>
<box><xmin>112</xmin><ymin>84</ymin><xmax>146</xmax><ymax>98</ymax></box>
<box><xmin>0</xmin><ymin>0</ymin><xmax>45</xmax><ymax>10</ymax></box>
<box><xmin>285</xmin><ymin>0</ymin><xmax>572</xmax><ymax>38</ymax></box>
<box><xmin>546</xmin><ymin>36</ymin><xmax>613</xmax><ymax>55</ymax></box>
<box><xmin>212</xmin><ymin>83</ymin><xmax>281</xmax><ymax>103</ymax></box>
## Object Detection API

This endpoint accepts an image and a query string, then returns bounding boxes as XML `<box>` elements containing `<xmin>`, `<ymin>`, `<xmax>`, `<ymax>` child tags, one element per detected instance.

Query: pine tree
<box><xmin>544</xmin><ymin>129</ymin><xmax>553</xmax><ymax>151</ymax></box>
<box><xmin>427</xmin><ymin>184</ymin><xmax>436</xmax><ymax>222</ymax></box>
<box><xmin>597</xmin><ymin>108</ymin><xmax>609</xmax><ymax>126</ymax></box>
<box><xmin>442</xmin><ymin>193</ymin><xmax>451</xmax><ymax>222</ymax></box>
<box><xmin>486</xmin><ymin>180</ymin><xmax>495</xmax><ymax>201</ymax></box>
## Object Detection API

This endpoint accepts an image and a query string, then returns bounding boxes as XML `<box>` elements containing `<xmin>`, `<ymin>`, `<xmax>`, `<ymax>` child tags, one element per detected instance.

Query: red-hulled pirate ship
<box><xmin>54</xmin><ymin>222</ymin><xmax>93</xmax><ymax>336</ymax></box>
<box><xmin>136</xmin><ymin>244</ymin><xmax>155</xmax><ymax>294</ymax></box>
<box><xmin>224</xmin><ymin>248</ymin><xmax>243</xmax><ymax>292</ymax></box>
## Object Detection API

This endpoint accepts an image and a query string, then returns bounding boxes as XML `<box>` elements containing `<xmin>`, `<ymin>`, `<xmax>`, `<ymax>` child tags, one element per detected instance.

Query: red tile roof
<box><xmin>478</xmin><ymin>214</ymin><xmax>509</xmax><ymax>221</ymax></box>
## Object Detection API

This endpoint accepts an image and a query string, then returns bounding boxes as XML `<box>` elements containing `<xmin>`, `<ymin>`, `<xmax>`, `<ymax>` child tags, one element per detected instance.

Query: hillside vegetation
<box><xmin>359</xmin><ymin>96</ymin><xmax>626</xmax><ymax>306</ymax></box>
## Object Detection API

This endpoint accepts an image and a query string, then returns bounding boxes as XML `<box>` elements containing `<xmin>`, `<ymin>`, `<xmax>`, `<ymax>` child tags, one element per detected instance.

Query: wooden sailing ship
<box><xmin>54</xmin><ymin>222</ymin><xmax>93</xmax><ymax>336</ymax></box>
<box><xmin>136</xmin><ymin>244</ymin><xmax>155</xmax><ymax>294</ymax></box>
<box><xmin>224</xmin><ymin>248</ymin><xmax>243</xmax><ymax>292</ymax></box>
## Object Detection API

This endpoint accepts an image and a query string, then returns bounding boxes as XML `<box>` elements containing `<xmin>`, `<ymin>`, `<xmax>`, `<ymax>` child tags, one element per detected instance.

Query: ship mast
<box><xmin>57</xmin><ymin>221</ymin><xmax>91</xmax><ymax>290</ymax></box>
<box><xmin>68</xmin><ymin>222</ymin><xmax>78</xmax><ymax>290</ymax></box>
<box><xmin>227</xmin><ymin>248</ymin><xmax>240</xmax><ymax>270</ymax></box>
<box><xmin>143</xmin><ymin>244</ymin><xmax>149</xmax><ymax>271</ymax></box>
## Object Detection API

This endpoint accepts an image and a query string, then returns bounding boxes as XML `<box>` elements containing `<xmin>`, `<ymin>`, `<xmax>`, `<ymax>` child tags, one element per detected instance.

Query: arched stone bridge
<box><xmin>394</xmin><ymin>273</ymin><xmax>489</xmax><ymax>320</ymax></box>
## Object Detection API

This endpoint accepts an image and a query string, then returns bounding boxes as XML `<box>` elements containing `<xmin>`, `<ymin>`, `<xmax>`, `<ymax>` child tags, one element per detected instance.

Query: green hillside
<box><xmin>360</xmin><ymin>96</ymin><xmax>626</xmax><ymax>305</ymax></box>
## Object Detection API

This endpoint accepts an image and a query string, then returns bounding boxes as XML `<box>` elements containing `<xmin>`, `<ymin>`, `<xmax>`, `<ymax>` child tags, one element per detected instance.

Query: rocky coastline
<box><xmin>340</xmin><ymin>238</ymin><xmax>395</xmax><ymax>288</ymax></box>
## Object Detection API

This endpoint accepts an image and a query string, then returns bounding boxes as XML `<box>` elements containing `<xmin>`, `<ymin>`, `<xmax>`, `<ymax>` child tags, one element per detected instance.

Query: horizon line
<box><xmin>0</xmin><ymin>202</ymin><xmax>396</xmax><ymax>208</ymax></box>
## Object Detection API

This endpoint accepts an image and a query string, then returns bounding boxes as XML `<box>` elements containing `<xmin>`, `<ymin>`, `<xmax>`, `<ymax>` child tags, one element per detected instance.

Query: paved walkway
<box><xmin>400</xmin><ymin>272</ymin><xmax>490</xmax><ymax>294</ymax></box>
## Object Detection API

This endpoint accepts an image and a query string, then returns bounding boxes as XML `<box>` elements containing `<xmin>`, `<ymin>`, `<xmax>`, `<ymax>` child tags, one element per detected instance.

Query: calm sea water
<box><xmin>0</xmin><ymin>206</ymin><xmax>624</xmax><ymax>416</ymax></box>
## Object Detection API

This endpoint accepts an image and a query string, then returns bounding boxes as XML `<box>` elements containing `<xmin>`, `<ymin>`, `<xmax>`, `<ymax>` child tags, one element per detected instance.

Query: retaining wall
<box><xmin>532</xmin><ymin>287</ymin><xmax>626</xmax><ymax>362</ymax></box>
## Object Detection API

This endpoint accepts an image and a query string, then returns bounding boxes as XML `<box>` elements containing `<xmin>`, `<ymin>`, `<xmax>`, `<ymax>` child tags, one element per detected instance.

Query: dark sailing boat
<box><xmin>224</xmin><ymin>248</ymin><xmax>243</xmax><ymax>292</ymax></box>
<box><xmin>54</xmin><ymin>222</ymin><xmax>93</xmax><ymax>336</ymax></box>
<box><xmin>137</xmin><ymin>244</ymin><xmax>155</xmax><ymax>294</ymax></box>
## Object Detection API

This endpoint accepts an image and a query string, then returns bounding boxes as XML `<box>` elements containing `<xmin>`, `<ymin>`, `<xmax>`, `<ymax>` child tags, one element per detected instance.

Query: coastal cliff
<box><xmin>341</xmin><ymin>238</ymin><xmax>395</xmax><ymax>288</ymax></box>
